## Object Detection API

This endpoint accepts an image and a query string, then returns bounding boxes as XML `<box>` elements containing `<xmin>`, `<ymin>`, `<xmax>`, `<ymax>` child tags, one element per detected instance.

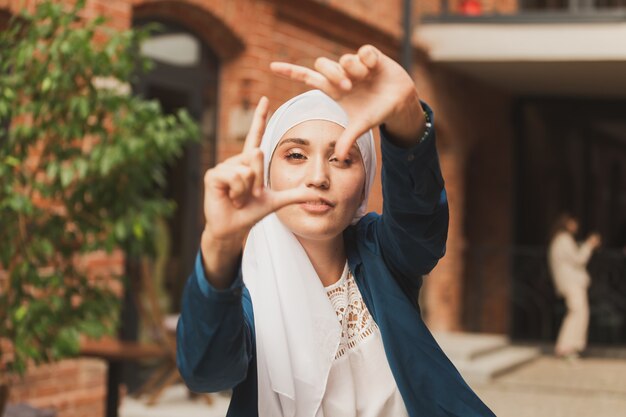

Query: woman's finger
<box><xmin>270</xmin><ymin>62</ymin><xmax>342</xmax><ymax>99</ymax></box>
<box><xmin>339</xmin><ymin>54</ymin><xmax>369</xmax><ymax>82</ymax></box>
<box><xmin>229</xmin><ymin>185</ymin><xmax>322</xmax><ymax>231</ymax></box>
<box><xmin>221</xmin><ymin>152</ymin><xmax>248</xmax><ymax>167</ymax></box>
<box><xmin>265</xmin><ymin>185</ymin><xmax>324</xmax><ymax>214</ymax></box>
<box><xmin>230</xmin><ymin>165</ymin><xmax>256</xmax><ymax>206</ymax></box>
<box><xmin>314</xmin><ymin>57</ymin><xmax>351</xmax><ymax>91</ymax></box>
<box><xmin>357</xmin><ymin>44</ymin><xmax>380</xmax><ymax>70</ymax></box>
<box><xmin>248</xmin><ymin>148</ymin><xmax>265</xmax><ymax>197</ymax></box>
<box><xmin>220</xmin><ymin>150</ymin><xmax>265</xmax><ymax>197</ymax></box>
<box><xmin>334</xmin><ymin>119</ymin><xmax>371</xmax><ymax>161</ymax></box>
<box><xmin>210</xmin><ymin>166</ymin><xmax>249</xmax><ymax>208</ymax></box>
<box><xmin>243</xmin><ymin>97</ymin><xmax>269</xmax><ymax>153</ymax></box>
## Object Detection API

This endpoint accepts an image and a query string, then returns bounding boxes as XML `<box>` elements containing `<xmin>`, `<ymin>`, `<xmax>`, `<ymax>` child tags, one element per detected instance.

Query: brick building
<box><xmin>2</xmin><ymin>0</ymin><xmax>625</xmax><ymax>416</ymax></box>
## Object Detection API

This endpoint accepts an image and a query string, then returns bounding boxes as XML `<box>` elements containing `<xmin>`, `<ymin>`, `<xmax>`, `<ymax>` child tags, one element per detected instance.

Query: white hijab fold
<box><xmin>242</xmin><ymin>90</ymin><xmax>376</xmax><ymax>417</ymax></box>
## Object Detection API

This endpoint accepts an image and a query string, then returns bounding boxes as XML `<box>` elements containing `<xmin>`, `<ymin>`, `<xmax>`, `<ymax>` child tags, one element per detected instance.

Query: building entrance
<box><xmin>511</xmin><ymin>99</ymin><xmax>626</xmax><ymax>345</ymax></box>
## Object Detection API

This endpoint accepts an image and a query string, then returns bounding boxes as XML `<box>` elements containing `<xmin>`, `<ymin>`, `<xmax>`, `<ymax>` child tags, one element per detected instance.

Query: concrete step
<box><xmin>433</xmin><ymin>332</ymin><xmax>509</xmax><ymax>362</ymax></box>
<box><xmin>452</xmin><ymin>345</ymin><xmax>542</xmax><ymax>385</ymax></box>
<box><xmin>432</xmin><ymin>332</ymin><xmax>542</xmax><ymax>384</ymax></box>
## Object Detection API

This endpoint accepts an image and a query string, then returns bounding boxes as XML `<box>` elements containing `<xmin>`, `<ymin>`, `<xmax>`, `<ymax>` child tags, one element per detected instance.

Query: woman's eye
<box><xmin>330</xmin><ymin>156</ymin><xmax>353</xmax><ymax>167</ymax></box>
<box><xmin>285</xmin><ymin>151</ymin><xmax>306</xmax><ymax>160</ymax></box>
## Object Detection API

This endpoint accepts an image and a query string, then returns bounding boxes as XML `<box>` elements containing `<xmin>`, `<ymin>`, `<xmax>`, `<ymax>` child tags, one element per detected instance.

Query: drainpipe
<box><xmin>401</xmin><ymin>0</ymin><xmax>413</xmax><ymax>73</ymax></box>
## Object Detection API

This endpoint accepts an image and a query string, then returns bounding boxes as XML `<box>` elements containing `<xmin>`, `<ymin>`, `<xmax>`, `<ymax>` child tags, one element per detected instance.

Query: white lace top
<box><xmin>320</xmin><ymin>263</ymin><xmax>409</xmax><ymax>417</ymax></box>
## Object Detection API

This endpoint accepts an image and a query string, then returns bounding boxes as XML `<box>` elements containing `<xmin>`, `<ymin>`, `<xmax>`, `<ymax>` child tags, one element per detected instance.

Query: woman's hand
<box><xmin>270</xmin><ymin>45</ymin><xmax>426</xmax><ymax>159</ymax></box>
<box><xmin>586</xmin><ymin>233</ymin><xmax>602</xmax><ymax>249</ymax></box>
<box><xmin>200</xmin><ymin>97</ymin><xmax>322</xmax><ymax>287</ymax></box>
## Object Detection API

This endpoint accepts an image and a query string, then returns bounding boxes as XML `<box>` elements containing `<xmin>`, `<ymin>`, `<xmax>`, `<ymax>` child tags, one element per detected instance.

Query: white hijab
<box><xmin>242</xmin><ymin>90</ymin><xmax>376</xmax><ymax>417</ymax></box>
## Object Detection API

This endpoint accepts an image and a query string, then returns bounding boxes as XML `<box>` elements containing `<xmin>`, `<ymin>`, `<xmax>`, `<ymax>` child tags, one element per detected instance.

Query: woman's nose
<box><xmin>306</xmin><ymin>158</ymin><xmax>330</xmax><ymax>189</ymax></box>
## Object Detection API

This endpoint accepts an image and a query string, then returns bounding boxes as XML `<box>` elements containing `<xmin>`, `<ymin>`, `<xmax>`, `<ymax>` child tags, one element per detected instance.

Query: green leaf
<box><xmin>60</xmin><ymin>166</ymin><xmax>74</xmax><ymax>187</ymax></box>
<box><xmin>3</xmin><ymin>87</ymin><xmax>15</xmax><ymax>100</ymax></box>
<box><xmin>0</xmin><ymin>100</ymin><xmax>8</xmax><ymax>117</ymax></box>
<box><xmin>14</xmin><ymin>305</ymin><xmax>28</xmax><ymax>322</ymax></box>
<box><xmin>52</xmin><ymin>327</ymin><xmax>80</xmax><ymax>359</ymax></box>
<box><xmin>7</xmin><ymin>194</ymin><xmax>30</xmax><ymax>212</ymax></box>
<box><xmin>41</xmin><ymin>77</ymin><xmax>52</xmax><ymax>92</ymax></box>
<box><xmin>46</xmin><ymin>161</ymin><xmax>59</xmax><ymax>180</ymax></box>
<box><xmin>40</xmin><ymin>238</ymin><xmax>54</xmax><ymax>257</ymax></box>
<box><xmin>59</xmin><ymin>40</ymin><xmax>71</xmax><ymax>55</ymax></box>
<box><xmin>75</xmin><ymin>158</ymin><xmax>88</xmax><ymax>179</ymax></box>
<box><xmin>114</xmin><ymin>221</ymin><xmax>127</xmax><ymax>240</ymax></box>
<box><xmin>133</xmin><ymin>221</ymin><xmax>144</xmax><ymax>239</ymax></box>
<box><xmin>4</xmin><ymin>156</ymin><xmax>20</xmax><ymax>167</ymax></box>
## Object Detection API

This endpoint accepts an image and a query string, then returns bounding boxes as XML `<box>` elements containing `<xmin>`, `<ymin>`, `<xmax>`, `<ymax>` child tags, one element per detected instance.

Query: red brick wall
<box><xmin>413</xmin><ymin>63</ymin><xmax>466</xmax><ymax>331</ymax></box>
<box><xmin>7</xmin><ymin>359</ymin><xmax>107</xmax><ymax>417</ymax></box>
<box><xmin>310</xmin><ymin>0</ymin><xmax>403</xmax><ymax>37</ymax></box>
<box><xmin>460</xmin><ymin>88</ymin><xmax>513</xmax><ymax>334</ymax></box>
<box><xmin>412</xmin><ymin>60</ymin><xmax>513</xmax><ymax>332</ymax></box>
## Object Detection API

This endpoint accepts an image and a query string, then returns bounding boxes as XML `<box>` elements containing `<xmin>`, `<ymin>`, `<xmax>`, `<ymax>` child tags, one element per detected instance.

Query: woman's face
<box><xmin>269</xmin><ymin>120</ymin><xmax>366</xmax><ymax>242</ymax></box>
<box><xmin>566</xmin><ymin>218</ymin><xmax>579</xmax><ymax>234</ymax></box>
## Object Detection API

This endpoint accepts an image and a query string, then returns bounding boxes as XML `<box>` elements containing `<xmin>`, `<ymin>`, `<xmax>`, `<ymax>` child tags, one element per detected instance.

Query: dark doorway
<box><xmin>511</xmin><ymin>99</ymin><xmax>626</xmax><ymax>345</ymax></box>
<box><xmin>132</xmin><ymin>20</ymin><xmax>219</xmax><ymax>313</ymax></box>
<box><xmin>117</xmin><ymin>20</ymin><xmax>219</xmax><ymax>394</ymax></box>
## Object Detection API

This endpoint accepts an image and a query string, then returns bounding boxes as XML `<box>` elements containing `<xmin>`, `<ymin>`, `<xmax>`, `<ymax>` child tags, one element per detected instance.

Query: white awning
<box><xmin>416</xmin><ymin>22</ymin><xmax>626</xmax><ymax>96</ymax></box>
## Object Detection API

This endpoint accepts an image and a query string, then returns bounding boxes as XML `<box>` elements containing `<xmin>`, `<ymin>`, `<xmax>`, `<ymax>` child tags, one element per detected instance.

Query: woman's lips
<box><xmin>300</xmin><ymin>200</ymin><xmax>334</xmax><ymax>213</ymax></box>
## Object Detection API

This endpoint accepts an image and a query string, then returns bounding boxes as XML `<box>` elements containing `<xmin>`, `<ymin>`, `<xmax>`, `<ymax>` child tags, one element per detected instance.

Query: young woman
<box><xmin>177</xmin><ymin>45</ymin><xmax>494</xmax><ymax>417</ymax></box>
<box><xmin>548</xmin><ymin>213</ymin><xmax>601</xmax><ymax>359</ymax></box>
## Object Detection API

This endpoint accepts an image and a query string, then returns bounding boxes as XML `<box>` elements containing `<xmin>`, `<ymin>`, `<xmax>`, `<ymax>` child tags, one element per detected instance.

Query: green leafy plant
<box><xmin>0</xmin><ymin>0</ymin><xmax>199</xmax><ymax>375</ymax></box>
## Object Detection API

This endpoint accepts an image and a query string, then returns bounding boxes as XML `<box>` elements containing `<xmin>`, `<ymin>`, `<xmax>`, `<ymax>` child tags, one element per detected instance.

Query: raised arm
<box><xmin>177</xmin><ymin>98</ymin><xmax>322</xmax><ymax>392</ymax></box>
<box><xmin>271</xmin><ymin>45</ymin><xmax>447</xmax><ymax>283</ymax></box>
<box><xmin>377</xmin><ymin>108</ymin><xmax>448</xmax><ymax>285</ymax></box>
<box><xmin>553</xmin><ymin>232</ymin><xmax>600</xmax><ymax>268</ymax></box>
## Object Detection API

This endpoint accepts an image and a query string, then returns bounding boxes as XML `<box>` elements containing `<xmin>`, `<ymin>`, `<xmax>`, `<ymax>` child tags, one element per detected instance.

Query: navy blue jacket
<box><xmin>177</xmin><ymin>105</ymin><xmax>496</xmax><ymax>417</ymax></box>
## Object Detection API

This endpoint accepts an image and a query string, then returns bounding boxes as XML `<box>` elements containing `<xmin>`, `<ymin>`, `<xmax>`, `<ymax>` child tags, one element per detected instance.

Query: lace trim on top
<box><xmin>325</xmin><ymin>263</ymin><xmax>379</xmax><ymax>359</ymax></box>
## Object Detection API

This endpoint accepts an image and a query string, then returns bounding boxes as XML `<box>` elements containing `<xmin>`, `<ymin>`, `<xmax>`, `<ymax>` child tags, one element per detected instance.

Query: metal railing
<box><xmin>423</xmin><ymin>0</ymin><xmax>626</xmax><ymax>23</ymax></box>
<box><xmin>464</xmin><ymin>245</ymin><xmax>626</xmax><ymax>345</ymax></box>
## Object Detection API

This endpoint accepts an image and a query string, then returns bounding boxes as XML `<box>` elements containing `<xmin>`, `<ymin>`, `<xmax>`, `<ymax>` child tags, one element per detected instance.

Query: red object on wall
<box><xmin>460</xmin><ymin>0</ymin><xmax>483</xmax><ymax>15</ymax></box>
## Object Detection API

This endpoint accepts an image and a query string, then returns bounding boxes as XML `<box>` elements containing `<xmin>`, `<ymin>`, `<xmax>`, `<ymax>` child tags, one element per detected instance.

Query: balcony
<box><xmin>417</xmin><ymin>1</ymin><xmax>626</xmax><ymax>96</ymax></box>
<box><xmin>422</xmin><ymin>0</ymin><xmax>626</xmax><ymax>23</ymax></box>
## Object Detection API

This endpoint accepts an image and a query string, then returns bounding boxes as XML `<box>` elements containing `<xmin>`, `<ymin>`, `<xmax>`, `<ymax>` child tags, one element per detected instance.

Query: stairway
<box><xmin>432</xmin><ymin>332</ymin><xmax>541</xmax><ymax>385</ymax></box>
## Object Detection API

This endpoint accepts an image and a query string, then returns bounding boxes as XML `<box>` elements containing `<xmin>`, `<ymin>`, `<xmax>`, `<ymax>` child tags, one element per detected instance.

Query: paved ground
<box><xmin>474</xmin><ymin>356</ymin><xmax>626</xmax><ymax>417</ymax></box>
<box><xmin>120</xmin><ymin>355</ymin><xmax>626</xmax><ymax>417</ymax></box>
<box><xmin>120</xmin><ymin>385</ymin><xmax>230</xmax><ymax>417</ymax></box>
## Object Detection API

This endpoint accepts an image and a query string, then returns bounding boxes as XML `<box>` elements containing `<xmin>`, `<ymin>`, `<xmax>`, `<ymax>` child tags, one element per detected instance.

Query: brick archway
<box><xmin>132</xmin><ymin>0</ymin><xmax>245</xmax><ymax>62</ymax></box>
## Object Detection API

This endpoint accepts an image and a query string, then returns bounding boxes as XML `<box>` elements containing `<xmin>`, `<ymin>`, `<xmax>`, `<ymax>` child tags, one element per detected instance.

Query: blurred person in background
<box><xmin>176</xmin><ymin>45</ymin><xmax>495</xmax><ymax>416</ymax></box>
<box><xmin>548</xmin><ymin>213</ymin><xmax>601</xmax><ymax>360</ymax></box>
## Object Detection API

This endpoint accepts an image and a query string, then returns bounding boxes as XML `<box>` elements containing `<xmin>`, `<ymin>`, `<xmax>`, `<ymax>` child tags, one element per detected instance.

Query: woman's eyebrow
<box><xmin>277</xmin><ymin>138</ymin><xmax>359</xmax><ymax>152</ymax></box>
<box><xmin>278</xmin><ymin>138</ymin><xmax>309</xmax><ymax>147</ymax></box>
<box><xmin>327</xmin><ymin>141</ymin><xmax>359</xmax><ymax>151</ymax></box>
